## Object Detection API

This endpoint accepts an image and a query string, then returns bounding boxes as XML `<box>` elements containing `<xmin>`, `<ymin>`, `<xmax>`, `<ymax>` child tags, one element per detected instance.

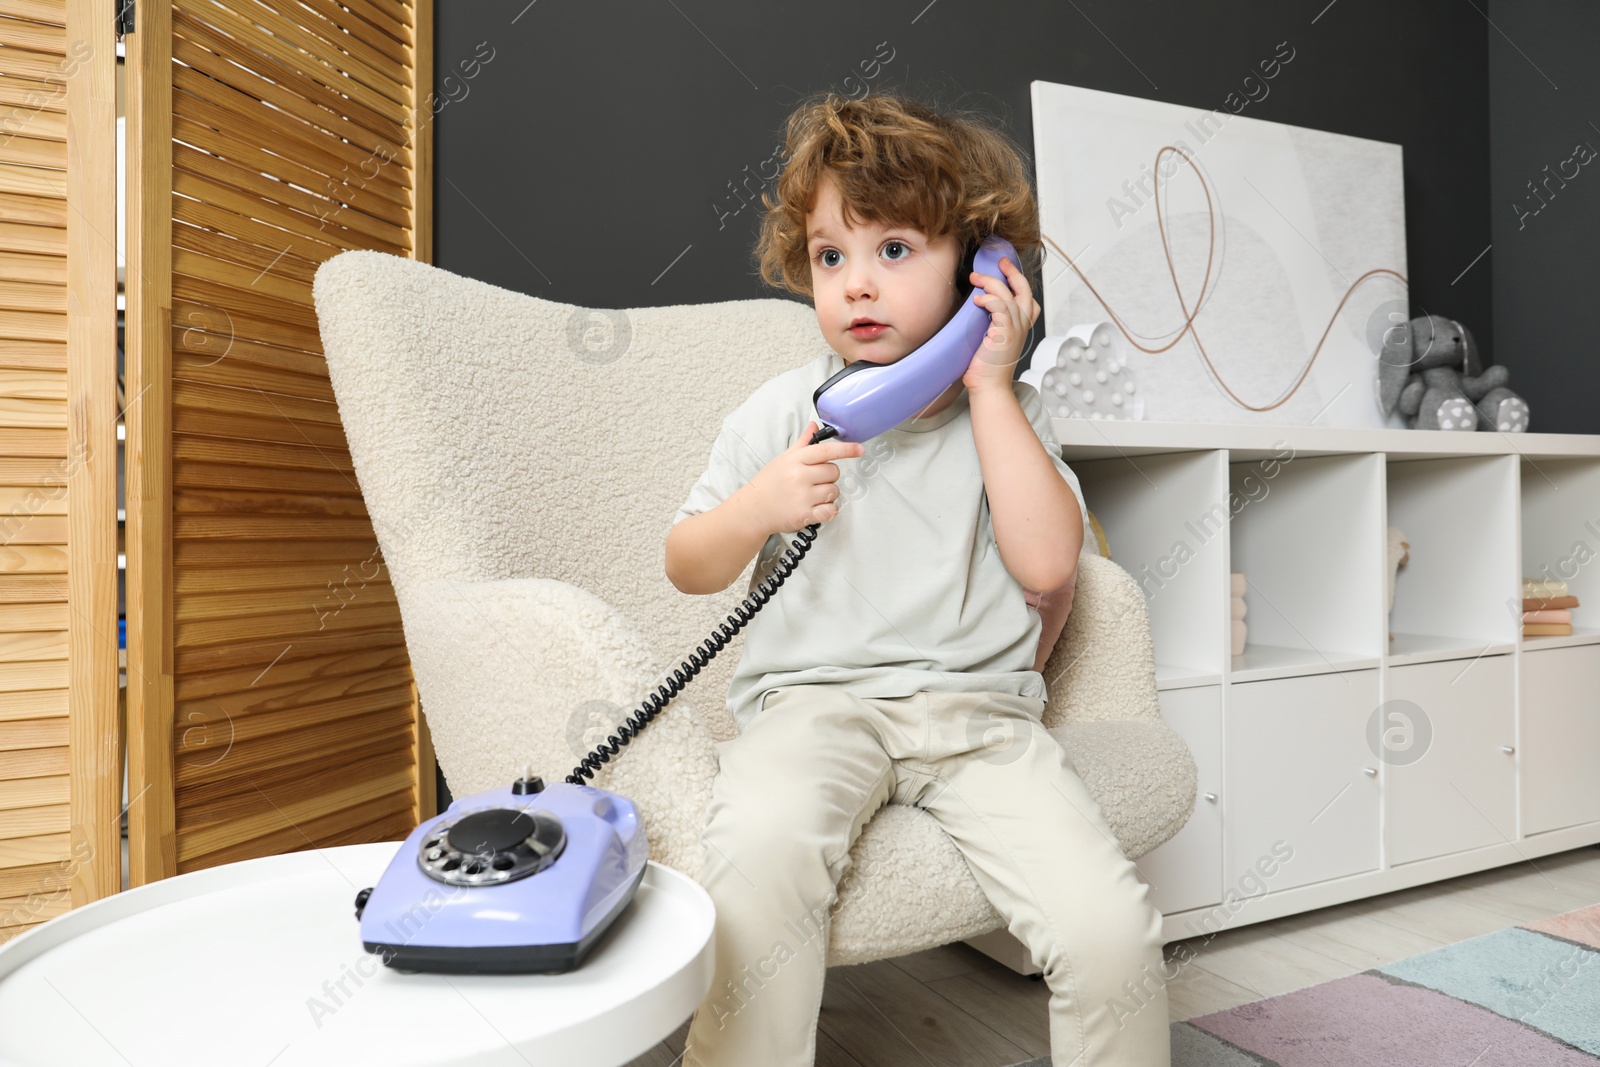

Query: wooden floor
<box><xmin>626</xmin><ymin>843</ymin><xmax>1600</xmax><ymax>1066</ymax></box>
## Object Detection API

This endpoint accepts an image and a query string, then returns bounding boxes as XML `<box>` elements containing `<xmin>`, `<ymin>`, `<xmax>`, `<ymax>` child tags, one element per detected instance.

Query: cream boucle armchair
<box><xmin>311</xmin><ymin>250</ymin><xmax>1196</xmax><ymax>967</ymax></box>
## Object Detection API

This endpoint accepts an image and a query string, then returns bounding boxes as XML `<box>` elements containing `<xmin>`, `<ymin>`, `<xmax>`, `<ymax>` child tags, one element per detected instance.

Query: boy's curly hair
<box><xmin>754</xmin><ymin>90</ymin><xmax>1042</xmax><ymax>300</ymax></box>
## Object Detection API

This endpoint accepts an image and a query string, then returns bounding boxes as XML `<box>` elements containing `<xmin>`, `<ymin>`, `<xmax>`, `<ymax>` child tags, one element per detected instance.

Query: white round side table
<box><xmin>0</xmin><ymin>842</ymin><xmax>715</xmax><ymax>1066</ymax></box>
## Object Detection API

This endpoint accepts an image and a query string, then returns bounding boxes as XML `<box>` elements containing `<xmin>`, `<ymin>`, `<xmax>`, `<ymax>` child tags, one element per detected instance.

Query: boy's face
<box><xmin>805</xmin><ymin>175</ymin><xmax>966</xmax><ymax>368</ymax></box>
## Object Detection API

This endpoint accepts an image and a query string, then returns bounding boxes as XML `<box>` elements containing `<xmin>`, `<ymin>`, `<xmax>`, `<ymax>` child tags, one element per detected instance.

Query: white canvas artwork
<box><xmin>1030</xmin><ymin>79</ymin><xmax>1410</xmax><ymax>429</ymax></box>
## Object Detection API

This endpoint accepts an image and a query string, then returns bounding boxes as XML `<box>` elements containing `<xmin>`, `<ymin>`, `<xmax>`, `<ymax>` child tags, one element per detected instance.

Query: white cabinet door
<box><xmin>1522</xmin><ymin>644</ymin><xmax>1600</xmax><ymax>835</ymax></box>
<box><xmin>1137</xmin><ymin>685</ymin><xmax>1222</xmax><ymax>915</ymax></box>
<box><xmin>1225</xmin><ymin>670</ymin><xmax>1381</xmax><ymax>894</ymax></box>
<box><xmin>1384</xmin><ymin>655</ymin><xmax>1516</xmax><ymax>865</ymax></box>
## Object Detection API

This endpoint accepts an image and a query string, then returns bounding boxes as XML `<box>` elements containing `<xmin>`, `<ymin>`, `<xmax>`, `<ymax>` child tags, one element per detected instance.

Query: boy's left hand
<box><xmin>964</xmin><ymin>255</ymin><xmax>1039</xmax><ymax>395</ymax></box>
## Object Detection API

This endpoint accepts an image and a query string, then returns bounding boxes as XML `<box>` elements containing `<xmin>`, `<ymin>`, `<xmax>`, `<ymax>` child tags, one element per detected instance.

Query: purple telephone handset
<box><xmin>813</xmin><ymin>234</ymin><xmax>1020</xmax><ymax>442</ymax></box>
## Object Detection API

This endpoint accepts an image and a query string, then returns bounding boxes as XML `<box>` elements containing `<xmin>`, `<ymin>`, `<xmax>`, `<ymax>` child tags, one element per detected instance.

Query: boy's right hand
<box><xmin>744</xmin><ymin>420</ymin><xmax>865</xmax><ymax>533</ymax></box>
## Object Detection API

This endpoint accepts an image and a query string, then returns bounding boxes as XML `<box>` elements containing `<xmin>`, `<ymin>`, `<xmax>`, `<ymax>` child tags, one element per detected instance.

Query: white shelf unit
<box><xmin>1054</xmin><ymin>420</ymin><xmax>1600</xmax><ymax>944</ymax></box>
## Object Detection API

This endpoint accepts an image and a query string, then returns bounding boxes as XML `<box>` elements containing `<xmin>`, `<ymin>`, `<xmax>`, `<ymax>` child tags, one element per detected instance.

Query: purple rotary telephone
<box><xmin>354</xmin><ymin>235</ymin><xmax>1021</xmax><ymax>974</ymax></box>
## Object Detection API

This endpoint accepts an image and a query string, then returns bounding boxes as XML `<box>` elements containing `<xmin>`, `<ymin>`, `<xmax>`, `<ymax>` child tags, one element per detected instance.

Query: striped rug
<box><xmin>1170</xmin><ymin>900</ymin><xmax>1600</xmax><ymax>1065</ymax></box>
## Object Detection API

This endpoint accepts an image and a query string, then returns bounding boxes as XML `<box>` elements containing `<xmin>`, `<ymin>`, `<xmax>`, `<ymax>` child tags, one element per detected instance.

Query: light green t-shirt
<box><xmin>673</xmin><ymin>350</ymin><xmax>1093</xmax><ymax>734</ymax></box>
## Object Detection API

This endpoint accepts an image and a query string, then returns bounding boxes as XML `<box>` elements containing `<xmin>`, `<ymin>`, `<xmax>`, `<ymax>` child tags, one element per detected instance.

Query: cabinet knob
<box><xmin>1363</xmin><ymin>766</ymin><xmax>1378</xmax><ymax>777</ymax></box>
<box><xmin>1203</xmin><ymin>792</ymin><xmax>1218</xmax><ymax>803</ymax></box>
<box><xmin>1501</xmin><ymin>745</ymin><xmax>1515</xmax><ymax>755</ymax></box>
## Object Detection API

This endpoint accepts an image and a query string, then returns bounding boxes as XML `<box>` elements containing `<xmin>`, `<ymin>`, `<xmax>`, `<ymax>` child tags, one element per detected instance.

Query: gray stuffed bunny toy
<box><xmin>1376</xmin><ymin>314</ymin><xmax>1530</xmax><ymax>432</ymax></box>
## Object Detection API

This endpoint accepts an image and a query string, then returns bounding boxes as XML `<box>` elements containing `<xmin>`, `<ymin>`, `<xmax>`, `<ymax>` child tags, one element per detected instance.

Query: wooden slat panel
<box><xmin>172</xmin><ymin>330</ymin><xmax>339</xmax><ymax>395</ymax></box>
<box><xmin>0</xmin><ymin>745</ymin><xmax>67</xmax><ymax>780</ymax></box>
<box><xmin>0</xmin><ymin>484</ymin><xmax>67</xmax><ymax>514</ymax></box>
<box><xmin>172</xmin><ymin>435</ymin><xmax>353</xmax><ymax>473</ymax></box>
<box><xmin>0</xmin><ymin>462</ymin><xmax>71</xmax><ymax>491</ymax></box>
<box><xmin>175</xmin><ymin>598</ymin><xmax>402</xmax><ymax>647</ymax></box>
<box><xmin>322</xmin><ymin>0</ymin><xmax>411</xmax><ymax>50</ymax></box>
<box><xmin>170</xmin><ymin>541</ymin><xmax>379</xmax><ymax>576</ymax></box>
<box><xmin>0</xmin><ymin>71</ymin><xmax>65</xmax><ymax>111</ymax></box>
<box><xmin>0</xmin><ymin>694</ymin><xmax>67</xmax><ymax>726</ymax></box>
<box><xmin>172</xmin><ymin>644</ymin><xmax>406</xmax><ymax>702</ymax></box>
<box><xmin>170</xmin><ymin>278</ymin><xmax>323</xmax><ymax>341</ymax></box>
<box><xmin>173</xmin><ymin>381</ymin><xmax>340</xmax><ymax>427</ymax></box>
<box><xmin>172</xmin><ymin>218</ymin><xmax>319</xmax><ymax>285</ymax></box>
<box><xmin>293</xmin><ymin>0</ymin><xmax>409</xmax><ymax>66</ymax></box>
<box><xmin>0</xmin><ymin>775</ymin><xmax>69</xmax><ymax>809</ymax></box>
<box><xmin>0</xmin><ymin>341</ymin><xmax>65</xmax><ymax>374</ymax></box>
<box><xmin>182</xmin><ymin>0</ymin><xmax>410</xmax><ymax>117</ymax></box>
<box><xmin>170</xmin><ymin>624</ymin><xmax>403</xmax><ymax>675</ymax></box>
<box><xmin>0</xmin><ymin>830</ymin><xmax>69</xmax><ymax>868</ymax></box>
<box><xmin>176</xmin><ymin>737</ymin><xmax>409</xmax><ymax>822</ymax></box>
<box><xmin>0</xmin><ymin>514</ymin><xmax>65</xmax><ymax>542</ymax></box>
<box><xmin>0</xmin><ymin>307</ymin><xmax>64</xmax><ymax>341</ymax></box>
<box><xmin>0</xmin><ymin>41</ymin><xmax>69</xmax><ymax>80</ymax></box>
<box><xmin>173</xmin><ymin>485</ymin><xmax>369</xmax><ymax>518</ymax></box>
<box><xmin>172</xmin><ymin>460</ymin><xmax>358</xmax><ymax>497</ymax></box>
<box><xmin>130</xmin><ymin>0</ymin><xmax>428</xmax><ymax>887</ymax></box>
<box><xmin>0</xmin><ymin>103</ymin><xmax>65</xmax><ymax>142</ymax></box>
<box><xmin>177</xmin><ymin>674</ymin><xmax>416</xmax><ymax>735</ymax></box>
<box><xmin>0</xmin><ymin>573</ymin><xmax>69</xmax><ymax>600</ymax></box>
<box><xmin>0</xmin><ymin>279</ymin><xmax>67</xmax><ymax>314</ymax></box>
<box><xmin>171</xmin><ymin>411</ymin><xmax>348</xmax><ymax>450</ymax></box>
<box><xmin>0</xmin><ymin>544</ymin><xmax>68</xmax><ymax>572</ymax></box>
<box><xmin>0</xmin><ymin>603</ymin><xmax>69</xmax><ymax>631</ymax></box>
<box><xmin>0</xmin><ymin>801</ymin><xmax>68</xmax><ymax>839</ymax></box>
<box><xmin>173</xmin><ymin>684</ymin><xmax>413</xmax><ymax>759</ymax></box>
<box><xmin>0</xmin><ymin>249</ymin><xmax>65</xmax><ymax>284</ymax></box>
<box><xmin>0</xmin><ymin>856</ymin><xmax>68</xmax><ymax>897</ymax></box>
<box><xmin>0</xmin><ymin>190</ymin><xmax>66</xmax><ymax>227</ymax></box>
<box><xmin>170</xmin><ymin>579</ymin><xmax>392</xmax><ymax>630</ymax></box>
<box><xmin>0</xmin><ymin>893</ymin><xmax>71</xmax><ymax>929</ymax></box>
<box><xmin>174</xmin><ymin>701</ymin><xmax>412</xmax><ymax>787</ymax></box>
<box><xmin>0</xmin><ymin>14</ymin><xmax>67</xmax><ymax>54</ymax></box>
<box><xmin>179</xmin><ymin>788</ymin><xmax>414</xmax><ymax>872</ymax></box>
<box><xmin>170</xmin><ymin>138</ymin><xmax>410</xmax><ymax>251</ymax></box>
<box><xmin>0</xmin><ymin>131</ymin><xmax>65</xmax><ymax>168</ymax></box>
<box><xmin>0</xmin><ymin>661</ymin><xmax>66</xmax><ymax>693</ymax></box>
<box><xmin>168</xmin><ymin>31</ymin><xmax>412</xmax><ymax>186</ymax></box>
<box><xmin>173</xmin><ymin>194</ymin><xmax>344</xmax><ymax>273</ymax></box>
<box><xmin>0</xmin><ymin>630</ymin><xmax>68</xmax><ymax>660</ymax></box>
<box><xmin>171</xmin><ymin>16</ymin><xmax>404</xmax><ymax>147</ymax></box>
<box><xmin>0</xmin><ymin>0</ymin><xmax>119</xmax><ymax>930</ymax></box>
<box><xmin>173</xmin><ymin>170</ymin><xmax>404</xmax><ymax>259</ymax></box>
<box><xmin>360</xmin><ymin>0</ymin><xmax>412</xmax><ymax>34</ymax></box>
<box><xmin>271</xmin><ymin>0</ymin><xmax>409</xmax><ymax>75</ymax></box>
<box><xmin>176</xmin><ymin>768</ymin><xmax>412</xmax><ymax>863</ymax></box>
<box><xmin>0</xmin><ymin>0</ymin><xmax>68</xmax><ymax>27</ymax></box>
<box><xmin>0</xmin><ymin>161</ymin><xmax>64</xmax><ymax>199</ymax></box>
<box><xmin>173</xmin><ymin>583</ymin><xmax>395</xmax><ymax>626</ymax></box>
<box><xmin>170</xmin><ymin>297</ymin><xmax>324</xmax><ymax>366</ymax></box>
<box><xmin>0</xmin><ymin>716</ymin><xmax>68</xmax><ymax>751</ymax></box>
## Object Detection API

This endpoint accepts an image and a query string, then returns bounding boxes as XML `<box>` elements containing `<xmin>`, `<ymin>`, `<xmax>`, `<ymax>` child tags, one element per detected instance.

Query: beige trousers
<box><xmin>680</xmin><ymin>684</ymin><xmax>1171</xmax><ymax>1067</ymax></box>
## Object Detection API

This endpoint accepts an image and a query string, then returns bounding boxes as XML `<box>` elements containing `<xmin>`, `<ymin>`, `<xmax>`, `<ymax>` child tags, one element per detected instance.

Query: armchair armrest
<box><xmin>1038</xmin><ymin>553</ymin><xmax>1164</xmax><ymax>730</ymax></box>
<box><xmin>398</xmin><ymin>575</ymin><xmax>718</xmax><ymax>878</ymax></box>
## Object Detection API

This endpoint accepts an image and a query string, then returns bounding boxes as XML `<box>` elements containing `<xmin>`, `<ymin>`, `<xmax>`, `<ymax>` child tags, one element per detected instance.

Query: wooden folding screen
<box><xmin>124</xmin><ymin>0</ymin><xmax>433</xmax><ymax>883</ymax></box>
<box><xmin>0</xmin><ymin>0</ymin><xmax>121</xmax><ymax>942</ymax></box>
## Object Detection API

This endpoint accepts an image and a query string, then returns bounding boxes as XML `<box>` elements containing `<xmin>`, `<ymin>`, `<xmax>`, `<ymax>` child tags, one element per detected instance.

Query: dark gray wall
<box><xmin>1488</xmin><ymin>1</ymin><xmax>1598</xmax><ymax>435</ymax></box>
<box><xmin>435</xmin><ymin>1</ymin><xmax>1510</xmax><ymax>403</ymax></box>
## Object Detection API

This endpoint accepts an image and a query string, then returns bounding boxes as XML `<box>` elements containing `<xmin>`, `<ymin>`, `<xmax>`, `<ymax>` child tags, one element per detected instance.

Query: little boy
<box><xmin>666</xmin><ymin>91</ymin><xmax>1171</xmax><ymax>1067</ymax></box>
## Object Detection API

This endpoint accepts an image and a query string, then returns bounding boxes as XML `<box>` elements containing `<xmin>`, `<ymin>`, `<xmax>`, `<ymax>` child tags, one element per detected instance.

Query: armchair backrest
<box><xmin>313</xmin><ymin>251</ymin><xmax>825</xmax><ymax>741</ymax></box>
<box><xmin>313</xmin><ymin>251</ymin><xmax>1160</xmax><ymax>742</ymax></box>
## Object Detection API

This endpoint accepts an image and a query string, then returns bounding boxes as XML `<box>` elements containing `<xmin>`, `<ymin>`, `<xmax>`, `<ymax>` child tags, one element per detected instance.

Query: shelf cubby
<box><xmin>1383</xmin><ymin>454</ymin><xmax>1519</xmax><ymax>664</ymax></box>
<box><xmin>1519</xmin><ymin>457</ymin><xmax>1600</xmax><ymax>650</ymax></box>
<box><xmin>1074</xmin><ymin>450</ymin><xmax>1229</xmax><ymax>690</ymax></box>
<box><xmin>1226</xmin><ymin>452</ymin><xmax>1384</xmax><ymax>682</ymax></box>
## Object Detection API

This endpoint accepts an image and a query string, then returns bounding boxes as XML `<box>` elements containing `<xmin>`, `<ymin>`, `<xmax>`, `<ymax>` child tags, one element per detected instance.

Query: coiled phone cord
<box><xmin>565</xmin><ymin>423</ymin><xmax>839</xmax><ymax>785</ymax></box>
